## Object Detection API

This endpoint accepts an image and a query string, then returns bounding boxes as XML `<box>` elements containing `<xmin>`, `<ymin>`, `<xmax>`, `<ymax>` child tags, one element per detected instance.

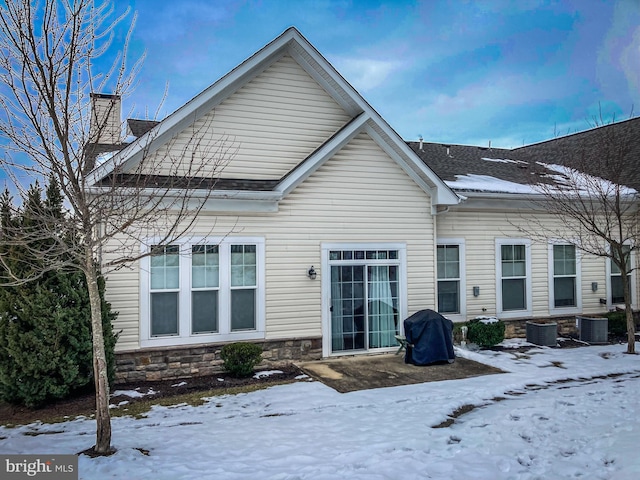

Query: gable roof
<box><xmin>87</xmin><ymin>27</ymin><xmax>460</xmax><ymax>208</ymax></box>
<box><xmin>409</xmin><ymin>116</ymin><xmax>640</xmax><ymax>196</ymax></box>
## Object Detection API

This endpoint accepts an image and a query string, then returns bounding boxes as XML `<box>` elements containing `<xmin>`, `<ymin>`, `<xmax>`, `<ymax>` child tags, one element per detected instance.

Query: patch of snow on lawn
<box><xmin>111</xmin><ymin>388</ymin><xmax>156</xmax><ymax>398</ymax></box>
<box><xmin>3</xmin><ymin>343</ymin><xmax>639</xmax><ymax>479</ymax></box>
<box><xmin>253</xmin><ymin>370</ymin><xmax>283</xmax><ymax>379</ymax></box>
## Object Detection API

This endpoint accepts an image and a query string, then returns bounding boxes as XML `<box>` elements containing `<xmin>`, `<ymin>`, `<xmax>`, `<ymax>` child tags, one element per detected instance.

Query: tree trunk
<box><xmin>620</xmin><ymin>267</ymin><xmax>636</xmax><ymax>354</ymax></box>
<box><xmin>626</xmin><ymin>307</ymin><xmax>636</xmax><ymax>354</ymax></box>
<box><xmin>85</xmin><ymin>254</ymin><xmax>113</xmax><ymax>454</ymax></box>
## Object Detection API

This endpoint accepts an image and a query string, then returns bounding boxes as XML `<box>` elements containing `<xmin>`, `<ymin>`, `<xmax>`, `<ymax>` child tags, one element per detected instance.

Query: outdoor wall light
<box><xmin>592</xmin><ymin>282</ymin><xmax>598</xmax><ymax>292</ymax></box>
<box><xmin>473</xmin><ymin>286</ymin><xmax>480</xmax><ymax>297</ymax></box>
<box><xmin>307</xmin><ymin>266</ymin><xmax>317</xmax><ymax>280</ymax></box>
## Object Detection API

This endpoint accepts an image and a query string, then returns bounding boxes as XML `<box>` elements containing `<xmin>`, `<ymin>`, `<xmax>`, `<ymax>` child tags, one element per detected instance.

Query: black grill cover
<box><xmin>404</xmin><ymin>309</ymin><xmax>455</xmax><ymax>365</ymax></box>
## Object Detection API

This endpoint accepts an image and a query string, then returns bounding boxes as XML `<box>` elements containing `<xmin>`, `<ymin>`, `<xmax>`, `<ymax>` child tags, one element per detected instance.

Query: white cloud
<box><xmin>331</xmin><ymin>57</ymin><xmax>404</xmax><ymax>91</ymax></box>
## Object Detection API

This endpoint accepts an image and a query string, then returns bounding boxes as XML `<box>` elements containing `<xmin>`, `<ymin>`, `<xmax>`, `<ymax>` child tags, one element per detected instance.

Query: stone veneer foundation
<box><xmin>115</xmin><ymin>313</ymin><xmax>632</xmax><ymax>383</ymax></box>
<box><xmin>114</xmin><ymin>337</ymin><xmax>322</xmax><ymax>384</ymax></box>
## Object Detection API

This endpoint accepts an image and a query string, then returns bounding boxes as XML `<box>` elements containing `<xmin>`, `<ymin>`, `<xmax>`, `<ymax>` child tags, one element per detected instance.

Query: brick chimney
<box><xmin>90</xmin><ymin>93</ymin><xmax>122</xmax><ymax>145</ymax></box>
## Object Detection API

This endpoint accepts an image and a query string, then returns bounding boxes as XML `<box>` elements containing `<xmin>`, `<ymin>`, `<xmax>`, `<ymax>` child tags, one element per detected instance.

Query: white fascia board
<box><xmin>448</xmin><ymin>192</ymin><xmax>548</xmax><ymax>211</ymax></box>
<box><xmin>276</xmin><ymin>112</ymin><xmax>369</xmax><ymax>196</ymax></box>
<box><xmin>454</xmin><ymin>191</ymin><xmax>639</xmax><ymax>212</ymax></box>
<box><xmin>288</xmin><ymin>43</ymin><xmax>362</xmax><ymax>117</ymax></box>
<box><xmin>87</xmin><ymin>30</ymin><xmax>300</xmax><ymax>187</ymax></box>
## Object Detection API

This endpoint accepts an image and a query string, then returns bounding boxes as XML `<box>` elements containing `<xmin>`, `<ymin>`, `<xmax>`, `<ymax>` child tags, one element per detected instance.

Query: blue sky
<box><xmin>106</xmin><ymin>0</ymin><xmax>640</xmax><ymax>148</ymax></box>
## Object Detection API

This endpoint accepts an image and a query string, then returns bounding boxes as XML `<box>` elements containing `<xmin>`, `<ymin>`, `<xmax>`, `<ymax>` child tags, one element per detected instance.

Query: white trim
<box><xmin>275</xmin><ymin>113</ymin><xmax>369</xmax><ymax>196</ymax></box>
<box><xmin>140</xmin><ymin>237</ymin><xmax>265</xmax><ymax>348</ymax></box>
<box><xmin>436</xmin><ymin>238</ymin><xmax>466</xmax><ymax>322</ymax></box>
<box><xmin>495</xmin><ymin>238</ymin><xmax>532</xmax><ymax>319</ymax></box>
<box><xmin>605</xmin><ymin>243</ymin><xmax>636</xmax><ymax>310</ymax></box>
<box><xmin>321</xmin><ymin>242</ymin><xmax>407</xmax><ymax>357</ymax></box>
<box><xmin>547</xmin><ymin>241</ymin><xmax>583</xmax><ymax>316</ymax></box>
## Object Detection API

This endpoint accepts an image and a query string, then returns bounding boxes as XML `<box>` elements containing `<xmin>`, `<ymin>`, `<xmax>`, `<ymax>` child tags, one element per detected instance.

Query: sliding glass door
<box><xmin>329</xmin><ymin>248</ymin><xmax>400</xmax><ymax>353</ymax></box>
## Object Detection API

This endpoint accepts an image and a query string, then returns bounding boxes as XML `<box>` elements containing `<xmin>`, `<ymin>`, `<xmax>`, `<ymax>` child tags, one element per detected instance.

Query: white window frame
<box><xmin>495</xmin><ymin>238</ymin><xmax>532</xmax><ymax>318</ymax></box>
<box><xmin>548</xmin><ymin>241</ymin><xmax>582</xmax><ymax>315</ymax></box>
<box><xmin>436</xmin><ymin>238</ymin><xmax>466</xmax><ymax>322</ymax></box>
<box><xmin>320</xmin><ymin>242</ymin><xmax>407</xmax><ymax>357</ymax></box>
<box><xmin>605</xmin><ymin>243</ymin><xmax>636</xmax><ymax>310</ymax></box>
<box><xmin>140</xmin><ymin>237</ymin><xmax>265</xmax><ymax>348</ymax></box>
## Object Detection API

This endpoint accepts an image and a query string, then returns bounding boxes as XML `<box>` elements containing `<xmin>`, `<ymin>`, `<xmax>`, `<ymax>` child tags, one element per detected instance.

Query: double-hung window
<box><xmin>436</xmin><ymin>240</ymin><xmax>465</xmax><ymax>318</ymax></box>
<box><xmin>496</xmin><ymin>239</ymin><xmax>531</xmax><ymax>317</ymax></box>
<box><xmin>150</xmin><ymin>245</ymin><xmax>180</xmax><ymax>336</ymax></box>
<box><xmin>231</xmin><ymin>245</ymin><xmax>257</xmax><ymax>331</ymax></box>
<box><xmin>609</xmin><ymin>244</ymin><xmax>634</xmax><ymax>306</ymax></box>
<box><xmin>191</xmin><ymin>245</ymin><xmax>219</xmax><ymax>334</ymax></box>
<box><xmin>549</xmin><ymin>243</ymin><xmax>581</xmax><ymax>314</ymax></box>
<box><xmin>141</xmin><ymin>238</ymin><xmax>264</xmax><ymax>347</ymax></box>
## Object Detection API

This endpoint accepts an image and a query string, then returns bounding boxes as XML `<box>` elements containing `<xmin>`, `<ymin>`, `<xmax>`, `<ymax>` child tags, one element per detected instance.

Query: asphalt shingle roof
<box><xmin>408</xmin><ymin>117</ymin><xmax>640</xmax><ymax>194</ymax></box>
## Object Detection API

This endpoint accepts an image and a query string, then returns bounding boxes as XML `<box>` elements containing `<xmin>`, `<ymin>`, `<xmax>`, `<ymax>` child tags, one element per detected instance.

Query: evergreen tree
<box><xmin>0</xmin><ymin>179</ymin><xmax>117</xmax><ymax>408</ymax></box>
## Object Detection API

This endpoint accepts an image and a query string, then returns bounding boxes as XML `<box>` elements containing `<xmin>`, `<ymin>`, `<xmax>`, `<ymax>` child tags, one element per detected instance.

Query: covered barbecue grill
<box><xmin>403</xmin><ymin>309</ymin><xmax>455</xmax><ymax>365</ymax></box>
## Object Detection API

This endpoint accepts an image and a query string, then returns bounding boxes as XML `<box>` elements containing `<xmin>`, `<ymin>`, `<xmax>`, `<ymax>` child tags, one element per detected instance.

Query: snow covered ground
<box><xmin>2</xmin><ymin>340</ymin><xmax>639</xmax><ymax>479</ymax></box>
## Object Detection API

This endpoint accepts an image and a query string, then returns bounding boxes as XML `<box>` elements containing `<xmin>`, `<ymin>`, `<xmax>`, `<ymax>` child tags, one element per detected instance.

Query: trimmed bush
<box><xmin>604</xmin><ymin>311</ymin><xmax>628</xmax><ymax>337</ymax></box>
<box><xmin>466</xmin><ymin>318</ymin><xmax>505</xmax><ymax>348</ymax></box>
<box><xmin>220</xmin><ymin>342</ymin><xmax>263</xmax><ymax>377</ymax></box>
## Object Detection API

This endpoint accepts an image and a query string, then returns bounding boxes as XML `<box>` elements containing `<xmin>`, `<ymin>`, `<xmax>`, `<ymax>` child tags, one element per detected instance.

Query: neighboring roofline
<box><xmin>513</xmin><ymin>116</ymin><xmax>640</xmax><ymax>150</ymax></box>
<box><xmin>86</xmin><ymin>27</ymin><xmax>459</xmax><ymax>207</ymax></box>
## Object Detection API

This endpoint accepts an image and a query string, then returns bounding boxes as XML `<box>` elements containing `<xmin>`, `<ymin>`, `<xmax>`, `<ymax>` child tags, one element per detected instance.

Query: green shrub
<box><xmin>466</xmin><ymin>318</ymin><xmax>505</xmax><ymax>348</ymax></box>
<box><xmin>220</xmin><ymin>342</ymin><xmax>263</xmax><ymax>377</ymax></box>
<box><xmin>0</xmin><ymin>270</ymin><xmax>117</xmax><ymax>408</ymax></box>
<box><xmin>604</xmin><ymin>311</ymin><xmax>628</xmax><ymax>336</ymax></box>
<box><xmin>0</xmin><ymin>181</ymin><xmax>117</xmax><ymax>408</ymax></box>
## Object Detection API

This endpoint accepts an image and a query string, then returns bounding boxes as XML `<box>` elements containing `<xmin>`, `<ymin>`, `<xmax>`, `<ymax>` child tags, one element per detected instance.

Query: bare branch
<box><xmin>0</xmin><ymin>0</ymin><xmax>235</xmax><ymax>453</ymax></box>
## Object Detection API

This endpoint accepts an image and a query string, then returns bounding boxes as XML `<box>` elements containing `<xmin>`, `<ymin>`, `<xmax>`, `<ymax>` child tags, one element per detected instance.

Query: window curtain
<box><xmin>368</xmin><ymin>266</ymin><xmax>396</xmax><ymax>348</ymax></box>
<box><xmin>330</xmin><ymin>266</ymin><xmax>344</xmax><ymax>351</ymax></box>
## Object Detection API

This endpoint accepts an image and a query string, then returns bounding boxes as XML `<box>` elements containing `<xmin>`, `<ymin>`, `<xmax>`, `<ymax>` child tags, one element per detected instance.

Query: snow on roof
<box><xmin>538</xmin><ymin>162</ymin><xmax>638</xmax><ymax>195</ymax></box>
<box><xmin>481</xmin><ymin>157</ymin><xmax>528</xmax><ymax>165</ymax></box>
<box><xmin>445</xmin><ymin>162</ymin><xmax>637</xmax><ymax>196</ymax></box>
<box><xmin>444</xmin><ymin>173</ymin><xmax>539</xmax><ymax>194</ymax></box>
<box><xmin>95</xmin><ymin>150</ymin><xmax>121</xmax><ymax>167</ymax></box>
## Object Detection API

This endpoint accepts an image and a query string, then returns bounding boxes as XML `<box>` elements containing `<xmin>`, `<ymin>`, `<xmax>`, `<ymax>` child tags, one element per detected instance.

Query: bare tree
<box><xmin>515</xmin><ymin>115</ymin><xmax>640</xmax><ymax>354</ymax></box>
<box><xmin>0</xmin><ymin>0</ymin><xmax>233</xmax><ymax>454</ymax></box>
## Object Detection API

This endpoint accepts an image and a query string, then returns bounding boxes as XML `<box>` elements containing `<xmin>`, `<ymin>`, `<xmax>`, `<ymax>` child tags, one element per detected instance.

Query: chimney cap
<box><xmin>90</xmin><ymin>92</ymin><xmax>121</xmax><ymax>100</ymax></box>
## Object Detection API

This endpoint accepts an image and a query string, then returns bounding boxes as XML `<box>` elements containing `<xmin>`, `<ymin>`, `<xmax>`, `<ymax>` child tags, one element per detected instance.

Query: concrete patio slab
<box><xmin>298</xmin><ymin>353</ymin><xmax>505</xmax><ymax>393</ymax></box>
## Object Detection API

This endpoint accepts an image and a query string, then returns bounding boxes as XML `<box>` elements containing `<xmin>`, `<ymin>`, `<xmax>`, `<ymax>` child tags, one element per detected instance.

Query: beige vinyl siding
<box><xmin>106</xmin><ymin>132</ymin><xmax>435</xmax><ymax>350</ymax></box>
<box><xmin>103</xmin><ymin>265</ymin><xmax>139</xmax><ymax>351</ymax></box>
<box><xmin>436</xmin><ymin>209</ymin><xmax>611</xmax><ymax>320</ymax></box>
<box><xmin>264</xmin><ymin>132</ymin><xmax>434</xmax><ymax>339</ymax></box>
<box><xmin>141</xmin><ymin>55</ymin><xmax>352</xmax><ymax>179</ymax></box>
